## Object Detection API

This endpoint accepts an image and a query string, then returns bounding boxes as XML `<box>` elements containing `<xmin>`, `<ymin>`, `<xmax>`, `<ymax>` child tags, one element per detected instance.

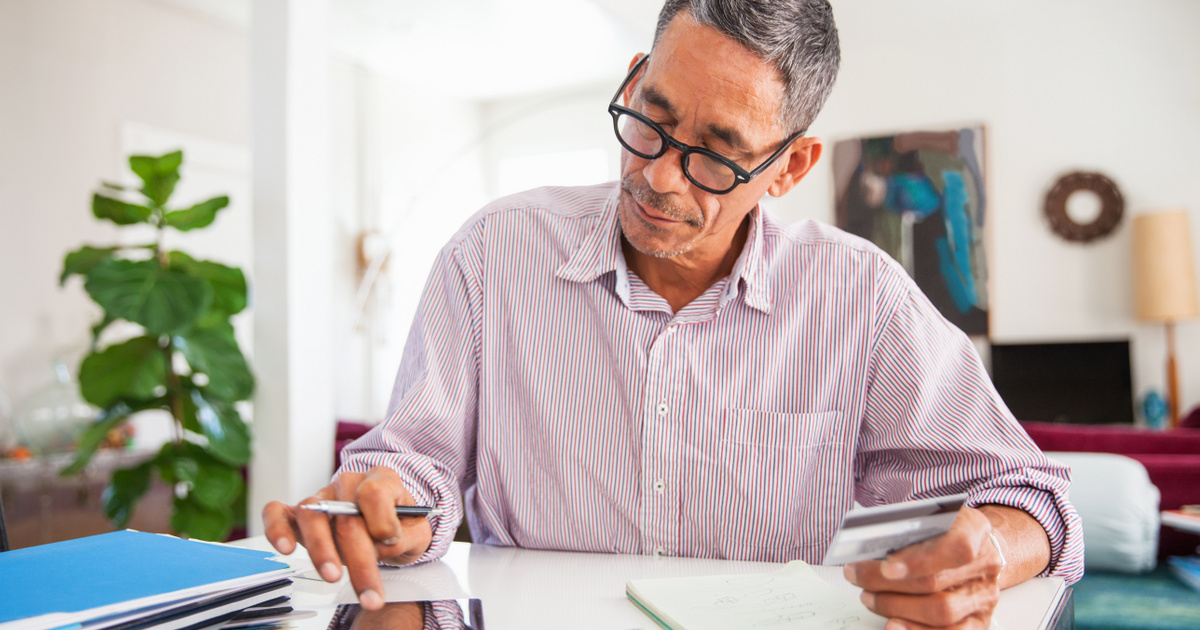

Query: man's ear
<box><xmin>768</xmin><ymin>137</ymin><xmax>823</xmax><ymax>198</ymax></box>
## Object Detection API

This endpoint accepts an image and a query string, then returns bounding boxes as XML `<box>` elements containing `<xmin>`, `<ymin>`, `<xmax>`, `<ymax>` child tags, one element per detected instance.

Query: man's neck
<box><xmin>621</xmin><ymin>216</ymin><xmax>751</xmax><ymax>313</ymax></box>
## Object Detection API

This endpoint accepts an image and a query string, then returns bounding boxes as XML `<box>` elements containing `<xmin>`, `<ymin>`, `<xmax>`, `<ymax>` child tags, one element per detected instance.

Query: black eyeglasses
<box><xmin>608</xmin><ymin>54</ymin><xmax>806</xmax><ymax>195</ymax></box>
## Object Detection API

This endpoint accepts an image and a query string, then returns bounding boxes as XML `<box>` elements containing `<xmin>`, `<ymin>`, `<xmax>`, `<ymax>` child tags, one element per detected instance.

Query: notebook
<box><xmin>626</xmin><ymin>561</ymin><xmax>885</xmax><ymax>629</ymax></box>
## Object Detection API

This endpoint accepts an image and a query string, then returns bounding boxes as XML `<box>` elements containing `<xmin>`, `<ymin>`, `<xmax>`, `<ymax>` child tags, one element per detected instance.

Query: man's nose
<box><xmin>641</xmin><ymin>144</ymin><xmax>690</xmax><ymax>195</ymax></box>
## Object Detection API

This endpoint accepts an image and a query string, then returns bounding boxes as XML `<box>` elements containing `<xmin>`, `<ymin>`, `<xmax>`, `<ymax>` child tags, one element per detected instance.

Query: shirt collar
<box><xmin>555</xmin><ymin>184</ymin><xmax>624</xmax><ymax>285</ymax></box>
<box><xmin>555</xmin><ymin>183</ymin><xmax>772</xmax><ymax>314</ymax></box>
<box><xmin>727</xmin><ymin>205</ymin><xmax>771</xmax><ymax>314</ymax></box>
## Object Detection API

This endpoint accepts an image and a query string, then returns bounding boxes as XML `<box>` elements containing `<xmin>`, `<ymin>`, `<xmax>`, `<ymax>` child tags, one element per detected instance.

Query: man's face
<box><xmin>616</xmin><ymin>13</ymin><xmax>795</xmax><ymax>260</ymax></box>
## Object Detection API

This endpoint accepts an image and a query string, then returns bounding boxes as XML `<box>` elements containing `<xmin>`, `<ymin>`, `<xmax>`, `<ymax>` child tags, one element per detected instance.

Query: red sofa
<box><xmin>334</xmin><ymin>420</ymin><xmax>374</xmax><ymax>472</ymax></box>
<box><xmin>1021</xmin><ymin>421</ymin><xmax>1200</xmax><ymax>559</ymax></box>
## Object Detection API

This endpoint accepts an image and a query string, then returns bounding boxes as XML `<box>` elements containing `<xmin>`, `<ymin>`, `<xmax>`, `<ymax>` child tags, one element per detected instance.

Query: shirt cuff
<box><xmin>965</xmin><ymin>468</ymin><xmax>1085</xmax><ymax>584</ymax></box>
<box><xmin>337</xmin><ymin>451</ymin><xmax>464</xmax><ymax>566</ymax></box>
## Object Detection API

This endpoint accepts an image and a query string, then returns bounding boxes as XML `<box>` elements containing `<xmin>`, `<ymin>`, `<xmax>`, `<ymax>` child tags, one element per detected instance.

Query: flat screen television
<box><xmin>989</xmin><ymin>340</ymin><xmax>1134</xmax><ymax>425</ymax></box>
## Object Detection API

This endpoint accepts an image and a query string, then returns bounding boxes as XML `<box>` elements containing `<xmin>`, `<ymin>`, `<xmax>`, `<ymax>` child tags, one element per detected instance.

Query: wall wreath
<box><xmin>1043</xmin><ymin>171</ymin><xmax>1124</xmax><ymax>243</ymax></box>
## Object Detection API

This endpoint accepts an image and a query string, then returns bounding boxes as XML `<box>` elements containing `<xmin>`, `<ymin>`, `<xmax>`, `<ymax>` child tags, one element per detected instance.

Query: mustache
<box><xmin>620</xmin><ymin>174</ymin><xmax>703</xmax><ymax>227</ymax></box>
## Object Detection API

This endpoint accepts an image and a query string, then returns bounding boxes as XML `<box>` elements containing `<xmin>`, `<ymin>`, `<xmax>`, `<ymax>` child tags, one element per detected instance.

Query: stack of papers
<box><xmin>626</xmin><ymin>561</ymin><xmax>885</xmax><ymax>630</ymax></box>
<box><xmin>0</xmin><ymin>530</ymin><xmax>296</xmax><ymax>630</ymax></box>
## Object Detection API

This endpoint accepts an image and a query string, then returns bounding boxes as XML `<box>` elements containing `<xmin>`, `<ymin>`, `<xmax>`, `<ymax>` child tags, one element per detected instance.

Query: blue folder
<box><xmin>0</xmin><ymin>530</ymin><xmax>290</xmax><ymax>626</ymax></box>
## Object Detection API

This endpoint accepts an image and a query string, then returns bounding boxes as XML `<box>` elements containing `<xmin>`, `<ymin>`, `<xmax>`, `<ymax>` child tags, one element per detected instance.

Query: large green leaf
<box><xmin>183</xmin><ymin>388</ymin><xmax>252</xmax><ymax>466</ymax></box>
<box><xmin>60</xmin><ymin>398</ymin><xmax>164</xmax><ymax>476</ymax></box>
<box><xmin>85</xmin><ymin>259</ymin><xmax>212</xmax><ymax>335</ymax></box>
<box><xmin>93</xmin><ymin>193</ymin><xmax>152</xmax><ymax>225</ymax></box>
<box><xmin>171</xmin><ymin>495</ymin><xmax>234</xmax><ymax>541</ymax></box>
<box><xmin>175</xmin><ymin>324</ymin><xmax>254</xmax><ymax>402</ymax></box>
<box><xmin>129</xmin><ymin>151</ymin><xmax>182</xmax><ymax>207</ymax></box>
<box><xmin>61</xmin><ymin>245</ymin><xmax>118</xmax><ymax>285</ymax></box>
<box><xmin>163</xmin><ymin>196</ymin><xmax>229</xmax><ymax>232</ymax></box>
<box><xmin>168</xmin><ymin>252</ymin><xmax>247</xmax><ymax>316</ymax></box>
<box><xmin>78</xmin><ymin>336</ymin><xmax>168</xmax><ymax>407</ymax></box>
<box><xmin>102</xmin><ymin>462</ymin><xmax>153</xmax><ymax>528</ymax></box>
<box><xmin>190</xmin><ymin>458</ymin><xmax>244</xmax><ymax>511</ymax></box>
<box><xmin>153</xmin><ymin>443</ymin><xmax>200</xmax><ymax>487</ymax></box>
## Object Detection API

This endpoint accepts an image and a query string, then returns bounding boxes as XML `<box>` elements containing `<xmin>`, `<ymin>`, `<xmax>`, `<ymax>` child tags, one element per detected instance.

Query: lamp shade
<box><xmin>1132</xmin><ymin>209</ymin><xmax>1199</xmax><ymax>321</ymax></box>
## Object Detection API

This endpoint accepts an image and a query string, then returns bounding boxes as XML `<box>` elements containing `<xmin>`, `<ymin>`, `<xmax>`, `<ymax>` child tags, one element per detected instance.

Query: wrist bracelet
<box><xmin>988</xmin><ymin>532</ymin><xmax>1008</xmax><ymax>570</ymax></box>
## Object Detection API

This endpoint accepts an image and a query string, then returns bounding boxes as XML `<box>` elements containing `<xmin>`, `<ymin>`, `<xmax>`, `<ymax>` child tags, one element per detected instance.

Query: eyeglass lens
<box><xmin>615</xmin><ymin>112</ymin><xmax>738</xmax><ymax>193</ymax></box>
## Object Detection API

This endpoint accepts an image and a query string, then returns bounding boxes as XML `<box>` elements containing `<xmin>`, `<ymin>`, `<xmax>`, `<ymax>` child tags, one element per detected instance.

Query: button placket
<box><xmin>642</xmin><ymin>317</ymin><xmax>685</xmax><ymax>559</ymax></box>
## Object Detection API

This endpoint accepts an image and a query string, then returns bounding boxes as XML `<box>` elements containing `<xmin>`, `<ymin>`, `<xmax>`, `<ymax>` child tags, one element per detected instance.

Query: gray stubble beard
<box><xmin>618</xmin><ymin>174</ymin><xmax>703</xmax><ymax>259</ymax></box>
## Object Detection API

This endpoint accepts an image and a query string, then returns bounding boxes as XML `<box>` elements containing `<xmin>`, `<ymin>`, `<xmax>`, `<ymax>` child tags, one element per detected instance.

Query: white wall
<box><xmin>0</xmin><ymin>0</ymin><xmax>249</xmax><ymax>422</ymax></box>
<box><xmin>772</xmin><ymin>0</ymin><xmax>1200</xmax><ymax>417</ymax></box>
<box><xmin>481</xmin><ymin>84</ymin><xmax>622</xmax><ymax>198</ymax></box>
<box><xmin>330</xmin><ymin>62</ymin><xmax>490</xmax><ymax>422</ymax></box>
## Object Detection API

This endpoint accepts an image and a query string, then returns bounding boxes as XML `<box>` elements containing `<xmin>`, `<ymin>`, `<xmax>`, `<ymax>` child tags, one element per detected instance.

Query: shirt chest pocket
<box><xmin>707</xmin><ymin>409</ymin><xmax>852</xmax><ymax>563</ymax></box>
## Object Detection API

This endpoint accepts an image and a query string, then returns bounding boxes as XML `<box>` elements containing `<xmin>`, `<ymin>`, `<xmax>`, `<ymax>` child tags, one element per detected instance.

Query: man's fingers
<box><xmin>872</xmin><ymin>615</ymin><xmax>990</xmax><ymax>630</ymax></box>
<box><xmin>886</xmin><ymin>507</ymin><xmax>992</xmax><ymax>580</ymax></box>
<box><xmin>332</xmin><ymin>513</ymin><xmax>387</xmax><ymax>610</ymax></box>
<box><xmin>295</xmin><ymin>486</ymin><xmax>348</xmax><ymax>583</ymax></box>
<box><xmin>862</xmin><ymin>578</ymin><xmax>998</xmax><ymax>629</ymax></box>
<box><xmin>847</xmin><ymin>507</ymin><xmax>997</xmax><ymax>594</ymax></box>
<box><xmin>261</xmin><ymin>501</ymin><xmax>298</xmax><ymax>555</ymax></box>
<box><xmin>847</xmin><ymin>559</ymin><xmax>978</xmax><ymax>595</ymax></box>
<box><xmin>259</xmin><ymin>467</ymin><xmax>433</xmax><ymax>609</ymax></box>
<box><xmin>356</xmin><ymin>469</ymin><xmax>408</xmax><ymax>544</ymax></box>
<box><xmin>375</xmin><ymin>515</ymin><xmax>435</xmax><ymax>566</ymax></box>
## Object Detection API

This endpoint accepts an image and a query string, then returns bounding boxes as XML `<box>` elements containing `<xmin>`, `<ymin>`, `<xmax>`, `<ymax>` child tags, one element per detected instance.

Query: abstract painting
<box><xmin>832</xmin><ymin>127</ymin><xmax>988</xmax><ymax>335</ymax></box>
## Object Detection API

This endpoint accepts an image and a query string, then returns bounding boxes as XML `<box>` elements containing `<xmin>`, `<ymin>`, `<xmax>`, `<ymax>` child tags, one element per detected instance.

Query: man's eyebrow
<box><xmin>640</xmin><ymin>85</ymin><xmax>749</xmax><ymax>154</ymax></box>
<box><xmin>641</xmin><ymin>85</ymin><xmax>675</xmax><ymax>115</ymax></box>
<box><xmin>705</xmin><ymin>123</ymin><xmax>748</xmax><ymax>153</ymax></box>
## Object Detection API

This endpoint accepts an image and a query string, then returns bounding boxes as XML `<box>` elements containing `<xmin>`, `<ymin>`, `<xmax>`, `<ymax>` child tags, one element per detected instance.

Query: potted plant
<box><xmin>59</xmin><ymin>150</ymin><xmax>254</xmax><ymax>541</ymax></box>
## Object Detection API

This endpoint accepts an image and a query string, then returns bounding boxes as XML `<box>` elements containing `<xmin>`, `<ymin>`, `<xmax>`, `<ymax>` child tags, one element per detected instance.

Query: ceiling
<box><xmin>158</xmin><ymin>0</ymin><xmax>663</xmax><ymax>100</ymax></box>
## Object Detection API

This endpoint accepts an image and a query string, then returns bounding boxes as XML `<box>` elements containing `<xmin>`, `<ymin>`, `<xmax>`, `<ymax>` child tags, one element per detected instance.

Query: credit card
<box><xmin>822</xmin><ymin>493</ymin><xmax>967</xmax><ymax>565</ymax></box>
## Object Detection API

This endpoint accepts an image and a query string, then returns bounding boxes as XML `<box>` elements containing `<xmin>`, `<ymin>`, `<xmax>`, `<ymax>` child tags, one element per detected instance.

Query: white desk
<box><xmin>233</xmin><ymin>537</ymin><xmax>1069</xmax><ymax>630</ymax></box>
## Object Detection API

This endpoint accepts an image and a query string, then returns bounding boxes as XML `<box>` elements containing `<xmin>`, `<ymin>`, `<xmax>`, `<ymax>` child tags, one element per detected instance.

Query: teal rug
<box><xmin>1074</xmin><ymin>565</ymin><xmax>1200</xmax><ymax>630</ymax></box>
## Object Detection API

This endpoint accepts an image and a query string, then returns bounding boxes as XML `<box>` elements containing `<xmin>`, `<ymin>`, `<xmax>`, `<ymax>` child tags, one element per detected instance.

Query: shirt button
<box><xmin>656</xmin><ymin>402</ymin><xmax>669</xmax><ymax>416</ymax></box>
<box><xmin>666</xmin><ymin>326</ymin><xmax>676</xmax><ymax>335</ymax></box>
<box><xmin>653</xmin><ymin>479</ymin><xmax>665</xmax><ymax>493</ymax></box>
<box><xmin>654</xmin><ymin>546</ymin><xmax>667</xmax><ymax>557</ymax></box>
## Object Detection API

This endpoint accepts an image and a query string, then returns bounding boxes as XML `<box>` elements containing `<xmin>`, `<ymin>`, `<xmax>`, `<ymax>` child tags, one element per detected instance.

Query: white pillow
<box><xmin>1046</xmin><ymin>451</ymin><xmax>1160</xmax><ymax>573</ymax></box>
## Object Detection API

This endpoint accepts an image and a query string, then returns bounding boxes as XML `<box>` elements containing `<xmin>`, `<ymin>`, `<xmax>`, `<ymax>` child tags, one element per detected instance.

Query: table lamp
<box><xmin>1132</xmin><ymin>209</ymin><xmax>1199</xmax><ymax>427</ymax></box>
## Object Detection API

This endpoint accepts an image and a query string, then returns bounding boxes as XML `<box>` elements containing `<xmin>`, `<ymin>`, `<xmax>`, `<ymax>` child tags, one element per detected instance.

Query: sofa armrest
<box><xmin>1046</xmin><ymin>451</ymin><xmax>1160</xmax><ymax>573</ymax></box>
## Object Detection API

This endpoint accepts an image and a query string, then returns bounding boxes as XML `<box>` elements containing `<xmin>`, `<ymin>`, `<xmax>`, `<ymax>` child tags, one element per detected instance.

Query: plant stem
<box><xmin>153</xmin><ymin>213</ymin><xmax>183</xmax><ymax>446</ymax></box>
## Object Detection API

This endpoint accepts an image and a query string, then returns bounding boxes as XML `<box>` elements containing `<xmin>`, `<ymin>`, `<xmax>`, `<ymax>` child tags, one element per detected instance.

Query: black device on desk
<box><xmin>329</xmin><ymin>601</ymin><xmax>484</xmax><ymax>630</ymax></box>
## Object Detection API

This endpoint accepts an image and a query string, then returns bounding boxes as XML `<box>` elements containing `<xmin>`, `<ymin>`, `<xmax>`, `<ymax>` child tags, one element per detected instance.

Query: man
<box><xmin>264</xmin><ymin>1</ymin><xmax>1084</xmax><ymax>628</ymax></box>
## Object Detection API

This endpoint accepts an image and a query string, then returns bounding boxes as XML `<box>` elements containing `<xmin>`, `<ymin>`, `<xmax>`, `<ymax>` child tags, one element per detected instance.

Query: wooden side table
<box><xmin>0</xmin><ymin>449</ymin><xmax>172</xmax><ymax>549</ymax></box>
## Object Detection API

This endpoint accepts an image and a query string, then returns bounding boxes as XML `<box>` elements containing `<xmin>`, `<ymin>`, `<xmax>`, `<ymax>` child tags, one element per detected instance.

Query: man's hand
<box><xmin>262</xmin><ymin>466</ymin><xmax>434</xmax><ymax>611</ymax></box>
<box><xmin>843</xmin><ymin>505</ymin><xmax>1047</xmax><ymax>630</ymax></box>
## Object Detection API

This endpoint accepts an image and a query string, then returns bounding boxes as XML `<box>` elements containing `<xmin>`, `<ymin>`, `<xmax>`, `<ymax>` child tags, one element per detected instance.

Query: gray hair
<box><xmin>653</xmin><ymin>0</ymin><xmax>840</xmax><ymax>134</ymax></box>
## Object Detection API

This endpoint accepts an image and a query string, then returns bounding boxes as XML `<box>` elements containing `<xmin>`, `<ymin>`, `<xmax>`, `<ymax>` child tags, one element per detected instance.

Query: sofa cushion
<box><xmin>1047</xmin><ymin>451</ymin><xmax>1160</xmax><ymax>573</ymax></box>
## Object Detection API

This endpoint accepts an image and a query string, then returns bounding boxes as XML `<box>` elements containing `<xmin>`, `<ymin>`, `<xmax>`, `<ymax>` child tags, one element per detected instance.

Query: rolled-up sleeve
<box><xmin>856</xmin><ymin>272</ymin><xmax>1084</xmax><ymax>584</ymax></box>
<box><xmin>337</xmin><ymin>218</ymin><xmax>486</xmax><ymax>564</ymax></box>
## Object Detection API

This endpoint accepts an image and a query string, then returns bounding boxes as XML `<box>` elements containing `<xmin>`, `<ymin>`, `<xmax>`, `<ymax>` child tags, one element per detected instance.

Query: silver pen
<box><xmin>302</xmin><ymin>500</ymin><xmax>443</xmax><ymax>518</ymax></box>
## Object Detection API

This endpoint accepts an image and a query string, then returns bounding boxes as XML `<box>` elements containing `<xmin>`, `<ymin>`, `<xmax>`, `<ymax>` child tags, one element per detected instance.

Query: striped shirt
<box><xmin>340</xmin><ymin>182</ymin><xmax>1084</xmax><ymax>583</ymax></box>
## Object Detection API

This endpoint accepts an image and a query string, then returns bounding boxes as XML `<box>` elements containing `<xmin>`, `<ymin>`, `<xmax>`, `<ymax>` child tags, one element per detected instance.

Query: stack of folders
<box><xmin>1162</xmin><ymin>508</ymin><xmax>1200</xmax><ymax>593</ymax></box>
<box><xmin>1168</xmin><ymin>556</ymin><xmax>1200</xmax><ymax>593</ymax></box>
<box><xmin>0</xmin><ymin>530</ymin><xmax>299</xmax><ymax>630</ymax></box>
